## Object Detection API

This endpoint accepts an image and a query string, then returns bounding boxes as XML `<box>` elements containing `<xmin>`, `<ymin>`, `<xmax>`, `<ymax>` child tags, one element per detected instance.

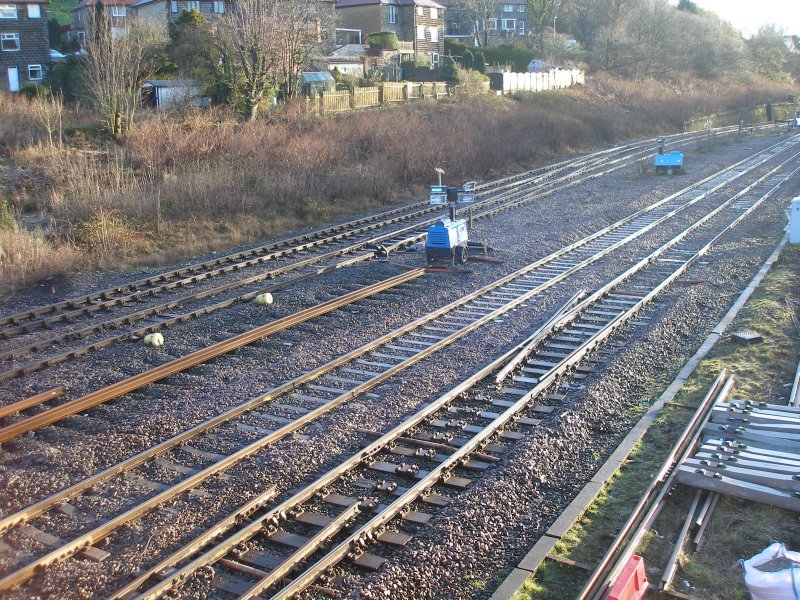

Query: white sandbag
<box><xmin>742</xmin><ymin>543</ymin><xmax>800</xmax><ymax>600</ymax></box>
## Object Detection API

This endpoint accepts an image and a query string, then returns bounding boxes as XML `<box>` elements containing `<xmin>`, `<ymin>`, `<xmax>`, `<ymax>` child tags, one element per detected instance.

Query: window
<box><xmin>76</xmin><ymin>31</ymin><xmax>85</xmax><ymax>43</ymax></box>
<box><xmin>213</xmin><ymin>0</ymin><xmax>223</xmax><ymax>12</ymax></box>
<box><xmin>429</xmin><ymin>7</ymin><xmax>436</xmax><ymax>19</ymax></box>
<box><xmin>387</xmin><ymin>5</ymin><xmax>395</xmax><ymax>24</ymax></box>
<box><xmin>0</xmin><ymin>4</ymin><xmax>17</xmax><ymax>18</ymax></box>
<box><xmin>416</xmin><ymin>24</ymin><xmax>425</xmax><ymax>40</ymax></box>
<box><xmin>487</xmin><ymin>18</ymin><xmax>497</xmax><ymax>30</ymax></box>
<box><xmin>28</xmin><ymin>64</ymin><xmax>42</xmax><ymax>80</ymax></box>
<box><xmin>430</xmin><ymin>26</ymin><xmax>438</xmax><ymax>42</ymax></box>
<box><xmin>27</xmin><ymin>4</ymin><xmax>41</xmax><ymax>17</ymax></box>
<box><xmin>1</xmin><ymin>32</ymin><xmax>19</xmax><ymax>51</ymax></box>
<box><xmin>416</xmin><ymin>6</ymin><xmax>423</xmax><ymax>16</ymax></box>
<box><xmin>171</xmin><ymin>0</ymin><xmax>177</xmax><ymax>11</ymax></box>
<box><xmin>431</xmin><ymin>52</ymin><xmax>439</xmax><ymax>66</ymax></box>
<box><xmin>111</xmin><ymin>5</ymin><xmax>126</xmax><ymax>16</ymax></box>
<box><xmin>519</xmin><ymin>21</ymin><xmax>524</xmax><ymax>33</ymax></box>
<box><xmin>187</xmin><ymin>0</ymin><xmax>199</xmax><ymax>10</ymax></box>
<box><xmin>503</xmin><ymin>4</ymin><xmax>513</xmax><ymax>11</ymax></box>
<box><xmin>518</xmin><ymin>4</ymin><xmax>525</xmax><ymax>11</ymax></box>
<box><xmin>501</xmin><ymin>18</ymin><xmax>515</xmax><ymax>30</ymax></box>
<box><xmin>450</xmin><ymin>21</ymin><xmax>458</xmax><ymax>32</ymax></box>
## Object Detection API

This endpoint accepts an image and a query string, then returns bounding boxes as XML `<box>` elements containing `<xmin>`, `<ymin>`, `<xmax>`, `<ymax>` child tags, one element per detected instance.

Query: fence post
<box><xmin>350</xmin><ymin>88</ymin><xmax>355</xmax><ymax>110</ymax></box>
<box><xmin>378</xmin><ymin>83</ymin><xmax>384</xmax><ymax>106</ymax></box>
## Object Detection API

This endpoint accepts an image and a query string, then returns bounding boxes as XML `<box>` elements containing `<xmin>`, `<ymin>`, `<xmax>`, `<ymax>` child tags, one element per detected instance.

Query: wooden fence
<box><xmin>307</xmin><ymin>81</ymin><xmax>450</xmax><ymax>116</ymax></box>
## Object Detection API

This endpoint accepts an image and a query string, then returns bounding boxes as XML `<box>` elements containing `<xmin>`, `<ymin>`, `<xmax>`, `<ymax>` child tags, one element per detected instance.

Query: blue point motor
<box><xmin>654</xmin><ymin>135</ymin><xmax>683</xmax><ymax>175</ymax></box>
<box><xmin>425</xmin><ymin>185</ymin><xmax>472</xmax><ymax>265</ymax></box>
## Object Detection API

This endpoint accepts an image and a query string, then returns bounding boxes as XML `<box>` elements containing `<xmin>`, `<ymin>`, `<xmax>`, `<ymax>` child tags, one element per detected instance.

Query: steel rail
<box><xmin>0</xmin><ymin>139</ymin><xmax>665</xmax><ymax>367</ymax></box>
<box><xmin>0</xmin><ymin>125</ymin><xmax>749</xmax><ymax>344</ymax></box>
<box><xmin>0</xmin><ymin>387</ymin><xmax>63</xmax><ymax>420</ymax></box>
<box><xmin>578</xmin><ymin>373</ymin><xmax>734</xmax><ymax>600</ymax></box>
<box><xmin>0</xmin><ymin>136</ymin><xmax>643</xmax><ymax>336</ymax></box>
<box><xmin>1</xmin><ymin>140</ymin><xmax>794</xmax><ymax>546</ymax></box>
<box><xmin>123</xmin><ymin>140</ymin><xmax>794</xmax><ymax>600</ymax></box>
<box><xmin>0</xmin><ymin>135</ymin><xmax>791</xmax><ymax>597</ymax></box>
<box><xmin>0</xmin><ymin>270</ymin><xmax>424</xmax><ymax>445</ymax></box>
<box><xmin>270</xmin><ymin>159</ymin><xmax>784</xmax><ymax>598</ymax></box>
<box><xmin>0</xmin><ymin>127</ymin><xmax>773</xmax><ymax>381</ymax></box>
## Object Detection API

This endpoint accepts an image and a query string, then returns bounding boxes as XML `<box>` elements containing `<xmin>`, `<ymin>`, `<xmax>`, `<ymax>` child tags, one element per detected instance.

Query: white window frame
<box><xmin>450</xmin><ymin>21</ymin><xmax>458</xmax><ymax>32</ymax></box>
<box><xmin>518</xmin><ymin>4</ymin><xmax>525</xmax><ymax>11</ymax></box>
<box><xmin>27</xmin><ymin>4</ymin><xmax>41</xmax><ymax>18</ymax></box>
<box><xmin>429</xmin><ymin>7</ymin><xmax>437</xmax><ymax>19</ymax></box>
<box><xmin>503</xmin><ymin>4</ymin><xmax>513</xmax><ymax>12</ymax></box>
<box><xmin>28</xmin><ymin>64</ymin><xmax>42</xmax><ymax>80</ymax></box>
<box><xmin>416</xmin><ymin>24</ymin><xmax>425</xmax><ymax>40</ymax></box>
<box><xmin>519</xmin><ymin>20</ymin><xmax>524</xmax><ymax>34</ymax></box>
<box><xmin>501</xmin><ymin>18</ymin><xmax>515</xmax><ymax>31</ymax></box>
<box><xmin>1</xmin><ymin>32</ymin><xmax>20</xmax><ymax>51</ymax></box>
<box><xmin>171</xmin><ymin>0</ymin><xmax>177</xmax><ymax>12</ymax></box>
<box><xmin>111</xmin><ymin>5</ymin><xmax>127</xmax><ymax>16</ymax></box>
<box><xmin>213</xmin><ymin>0</ymin><xmax>223</xmax><ymax>13</ymax></box>
<box><xmin>76</xmin><ymin>30</ymin><xmax>86</xmax><ymax>43</ymax></box>
<box><xmin>416</xmin><ymin>6</ymin><xmax>423</xmax><ymax>16</ymax></box>
<box><xmin>0</xmin><ymin>4</ymin><xmax>17</xmax><ymax>18</ymax></box>
<box><xmin>430</xmin><ymin>26</ymin><xmax>438</xmax><ymax>42</ymax></box>
<box><xmin>186</xmin><ymin>0</ymin><xmax>199</xmax><ymax>11</ymax></box>
<box><xmin>431</xmin><ymin>52</ymin><xmax>439</xmax><ymax>66</ymax></box>
<box><xmin>387</xmin><ymin>5</ymin><xmax>395</xmax><ymax>24</ymax></box>
<box><xmin>487</xmin><ymin>18</ymin><xmax>497</xmax><ymax>30</ymax></box>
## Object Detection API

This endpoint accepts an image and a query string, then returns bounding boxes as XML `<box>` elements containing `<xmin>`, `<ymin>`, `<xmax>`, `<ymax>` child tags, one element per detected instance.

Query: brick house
<box><xmin>335</xmin><ymin>0</ymin><xmax>445</xmax><ymax>67</ymax></box>
<box><xmin>445</xmin><ymin>0</ymin><xmax>529</xmax><ymax>46</ymax></box>
<box><xmin>1</xmin><ymin>0</ymin><xmax>49</xmax><ymax>92</ymax></box>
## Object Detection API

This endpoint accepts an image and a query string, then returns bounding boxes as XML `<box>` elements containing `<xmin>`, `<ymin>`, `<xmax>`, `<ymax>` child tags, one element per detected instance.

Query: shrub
<box><xmin>366</xmin><ymin>31</ymin><xmax>399</xmax><ymax>51</ymax></box>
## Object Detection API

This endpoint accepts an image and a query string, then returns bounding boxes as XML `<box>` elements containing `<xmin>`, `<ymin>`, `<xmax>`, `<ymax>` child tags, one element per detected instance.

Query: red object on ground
<box><xmin>607</xmin><ymin>555</ymin><xmax>649</xmax><ymax>600</ymax></box>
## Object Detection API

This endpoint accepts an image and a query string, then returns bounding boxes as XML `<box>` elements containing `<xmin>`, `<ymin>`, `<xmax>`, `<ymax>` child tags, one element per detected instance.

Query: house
<box><xmin>335</xmin><ymin>0</ymin><xmax>445</xmax><ymax>67</ymax></box>
<box><xmin>1</xmin><ymin>0</ymin><xmax>50</xmax><ymax>92</ymax></box>
<box><xmin>130</xmin><ymin>0</ymin><xmax>228</xmax><ymax>28</ymax></box>
<box><xmin>445</xmin><ymin>0</ymin><xmax>529</xmax><ymax>46</ymax></box>
<box><xmin>69</xmin><ymin>0</ymin><xmax>142</xmax><ymax>44</ymax></box>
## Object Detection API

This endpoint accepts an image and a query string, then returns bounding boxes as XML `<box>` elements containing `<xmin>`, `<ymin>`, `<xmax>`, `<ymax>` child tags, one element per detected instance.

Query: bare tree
<box><xmin>278</xmin><ymin>0</ymin><xmax>335</xmax><ymax>98</ymax></box>
<box><xmin>215</xmin><ymin>0</ymin><xmax>282</xmax><ymax>121</ymax></box>
<box><xmin>83</xmin><ymin>6</ymin><xmax>166</xmax><ymax>137</ymax></box>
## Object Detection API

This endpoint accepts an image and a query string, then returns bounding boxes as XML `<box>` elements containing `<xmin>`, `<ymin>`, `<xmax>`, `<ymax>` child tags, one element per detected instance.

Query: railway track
<box><xmin>0</xmin><ymin>127</ymin><xmax>745</xmax><ymax>382</ymax></box>
<box><xmin>0</xmin><ymin>133</ymin><xmax>795</xmax><ymax>597</ymax></box>
<box><xmin>107</xmin><ymin>141</ymin><xmax>787</xmax><ymax>600</ymax></box>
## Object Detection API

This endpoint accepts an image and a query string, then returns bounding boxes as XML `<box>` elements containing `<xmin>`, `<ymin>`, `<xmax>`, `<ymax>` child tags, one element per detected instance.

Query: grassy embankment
<box><xmin>0</xmin><ymin>74</ymin><xmax>796</xmax><ymax>295</ymax></box>
<box><xmin>517</xmin><ymin>244</ymin><xmax>800</xmax><ymax>600</ymax></box>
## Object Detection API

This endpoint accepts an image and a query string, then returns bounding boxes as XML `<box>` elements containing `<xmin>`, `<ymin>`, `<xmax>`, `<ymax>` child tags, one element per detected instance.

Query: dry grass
<box><xmin>0</xmin><ymin>74</ymin><xmax>797</xmax><ymax>292</ymax></box>
<box><xmin>0</xmin><ymin>224</ymin><xmax>82</xmax><ymax>295</ymax></box>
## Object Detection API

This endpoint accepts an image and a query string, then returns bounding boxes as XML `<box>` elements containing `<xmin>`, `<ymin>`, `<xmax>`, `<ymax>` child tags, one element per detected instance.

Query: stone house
<box><xmin>335</xmin><ymin>0</ymin><xmax>445</xmax><ymax>67</ymax></box>
<box><xmin>129</xmin><ymin>0</ymin><xmax>227</xmax><ymax>28</ymax></box>
<box><xmin>1</xmin><ymin>0</ymin><xmax>50</xmax><ymax>92</ymax></box>
<box><xmin>445</xmin><ymin>0</ymin><xmax>529</xmax><ymax>46</ymax></box>
<box><xmin>69</xmin><ymin>0</ymin><xmax>144</xmax><ymax>45</ymax></box>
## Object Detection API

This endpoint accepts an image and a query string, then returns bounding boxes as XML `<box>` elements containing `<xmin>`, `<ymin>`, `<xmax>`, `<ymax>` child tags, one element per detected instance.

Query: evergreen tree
<box><xmin>473</xmin><ymin>51</ymin><xmax>486</xmax><ymax>73</ymax></box>
<box><xmin>462</xmin><ymin>49</ymin><xmax>474</xmax><ymax>70</ymax></box>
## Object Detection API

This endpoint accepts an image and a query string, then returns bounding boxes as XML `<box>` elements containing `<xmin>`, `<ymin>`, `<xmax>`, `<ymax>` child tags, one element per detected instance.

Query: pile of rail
<box><xmin>677</xmin><ymin>399</ymin><xmax>800</xmax><ymax>511</ymax></box>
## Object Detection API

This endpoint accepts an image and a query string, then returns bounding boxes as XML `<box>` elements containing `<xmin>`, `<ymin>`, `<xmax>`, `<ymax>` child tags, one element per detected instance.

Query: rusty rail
<box><xmin>0</xmin><ymin>270</ymin><xmax>423</xmax><ymax>445</ymax></box>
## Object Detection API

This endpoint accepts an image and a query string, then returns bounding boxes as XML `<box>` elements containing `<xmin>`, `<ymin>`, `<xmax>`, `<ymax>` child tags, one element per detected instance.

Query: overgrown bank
<box><xmin>0</xmin><ymin>74</ymin><xmax>797</xmax><ymax>294</ymax></box>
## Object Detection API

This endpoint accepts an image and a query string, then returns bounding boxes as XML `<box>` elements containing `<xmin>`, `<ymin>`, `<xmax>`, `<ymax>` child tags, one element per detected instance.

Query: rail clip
<box><xmin>606</xmin><ymin>555</ymin><xmax>648</xmax><ymax>600</ymax></box>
